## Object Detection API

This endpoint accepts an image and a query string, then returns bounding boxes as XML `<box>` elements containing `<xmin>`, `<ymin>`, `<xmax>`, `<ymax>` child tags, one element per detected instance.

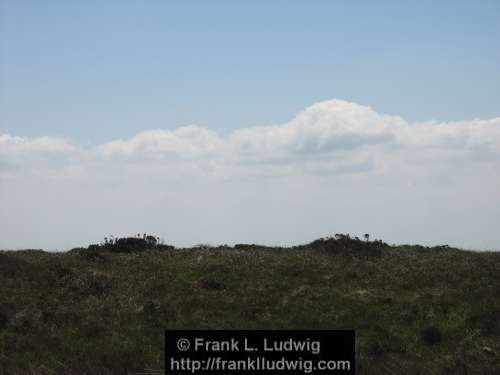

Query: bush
<box><xmin>78</xmin><ymin>234</ymin><xmax>174</xmax><ymax>254</ymax></box>
<box><xmin>305</xmin><ymin>234</ymin><xmax>387</xmax><ymax>256</ymax></box>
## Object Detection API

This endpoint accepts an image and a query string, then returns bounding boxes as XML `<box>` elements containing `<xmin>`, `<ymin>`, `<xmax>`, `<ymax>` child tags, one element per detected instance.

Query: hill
<box><xmin>1</xmin><ymin>236</ymin><xmax>499</xmax><ymax>374</ymax></box>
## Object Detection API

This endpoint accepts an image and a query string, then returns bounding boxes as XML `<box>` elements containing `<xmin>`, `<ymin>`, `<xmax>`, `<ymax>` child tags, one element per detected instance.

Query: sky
<box><xmin>1</xmin><ymin>1</ymin><xmax>499</xmax><ymax>250</ymax></box>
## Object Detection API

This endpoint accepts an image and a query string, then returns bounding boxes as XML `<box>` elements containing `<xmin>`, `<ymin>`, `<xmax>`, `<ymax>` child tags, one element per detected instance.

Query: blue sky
<box><xmin>1</xmin><ymin>1</ymin><xmax>499</xmax><ymax>142</ymax></box>
<box><xmin>1</xmin><ymin>1</ymin><xmax>499</xmax><ymax>250</ymax></box>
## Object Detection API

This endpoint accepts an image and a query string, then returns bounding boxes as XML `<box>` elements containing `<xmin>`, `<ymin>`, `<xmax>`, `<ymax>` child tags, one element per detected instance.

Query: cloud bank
<box><xmin>2</xmin><ymin>99</ymin><xmax>499</xmax><ymax>174</ymax></box>
<box><xmin>1</xmin><ymin>100</ymin><xmax>499</xmax><ymax>250</ymax></box>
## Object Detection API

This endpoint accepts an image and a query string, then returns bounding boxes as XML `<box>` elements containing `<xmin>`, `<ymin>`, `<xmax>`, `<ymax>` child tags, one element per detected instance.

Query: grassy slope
<box><xmin>1</xmin><ymin>243</ymin><xmax>500</xmax><ymax>374</ymax></box>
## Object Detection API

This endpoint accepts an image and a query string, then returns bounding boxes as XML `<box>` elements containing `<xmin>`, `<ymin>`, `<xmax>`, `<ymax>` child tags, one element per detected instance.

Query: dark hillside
<box><xmin>1</xmin><ymin>236</ymin><xmax>499</xmax><ymax>374</ymax></box>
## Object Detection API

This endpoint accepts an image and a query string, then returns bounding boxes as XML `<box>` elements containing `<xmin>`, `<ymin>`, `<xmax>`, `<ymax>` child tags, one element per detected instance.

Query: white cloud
<box><xmin>0</xmin><ymin>134</ymin><xmax>75</xmax><ymax>154</ymax></box>
<box><xmin>229</xmin><ymin>100</ymin><xmax>402</xmax><ymax>164</ymax></box>
<box><xmin>95</xmin><ymin>125</ymin><xmax>223</xmax><ymax>161</ymax></box>
<box><xmin>1</xmin><ymin>99</ymin><xmax>499</xmax><ymax>250</ymax></box>
<box><xmin>2</xmin><ymin>99</ymin><xmax>499</xmax><ymax>174</ymax></box>
<box><xmin>0</xmin><ymin>134</ymin><xmax>77</xmax><ymax>172</ymax></box>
